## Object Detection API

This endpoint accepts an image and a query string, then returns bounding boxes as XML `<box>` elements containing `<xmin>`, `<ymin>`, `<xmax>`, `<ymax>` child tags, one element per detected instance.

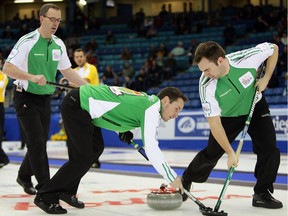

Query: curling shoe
<box><xmin>59</xmin><ymin>193</ymin><xmax>85</xmax><ymax>208</ymax></box>
<box><xmin>16</xmin><ymin>176</ymin><xmax>37</xmax><ymax>195</ymax></box>
<box><xmin>252</xmin><ymin>192</ymin><xmax>283</xmax><ymax>209</ymax></box>
<box><xmin>181</xmin><ymin>177</ymin><xmax>192</xmax><ymax>202</ymax></box>
<box><xmin>0</xmin><ymin>160</ymin><xmax>9</xmax><ymax>168</ymax></box>
<box><xmin>34</xmin><ymin>194</ymin><xmax>67</xmax><ymax>214</ymax></box>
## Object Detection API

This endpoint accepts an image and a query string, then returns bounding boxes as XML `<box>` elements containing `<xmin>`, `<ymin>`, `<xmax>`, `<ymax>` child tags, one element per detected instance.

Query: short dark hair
<box><xmin>193</xmin><ymin>41</ymin><xmax>226</xmax><ymax>65</ymax></box>
<box><xmin>157</xmin><ymin>87</ymin><xmax>188</xmax><ymax>103</ymax></box>
<box><xmin>74</xmin><ymin>48</ymin><xmax>85</xmax><ymax>54</ymax></box>
<box><xmin>39</xmin><ymin>3</ymin><xmax>60</xmax><ymax>17</ymax></box>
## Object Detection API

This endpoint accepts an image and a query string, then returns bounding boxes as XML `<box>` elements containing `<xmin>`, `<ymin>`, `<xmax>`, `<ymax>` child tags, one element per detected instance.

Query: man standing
<box><xmin>73</xmin><ymin>48</ymin><xmax>104</xmax><ymax>168</ymax></box>
<box><xmin>34</xmin><ymin>85</ymin><xmax>187</xmax><ymax>214</ymax></box>
<box><xmin>2</xmin><ymin>3</ymin><xmax>86</xmax><ymax>199</ymax></box>
<box><xmin>0</xmin><ymin>65</ymin><xmax>9</xmax><ymax>168</ymax></box>
<box><xmin>181</xmin><ymin>41</ymin><xmax>282</xmax><ymax>209</ymax></box>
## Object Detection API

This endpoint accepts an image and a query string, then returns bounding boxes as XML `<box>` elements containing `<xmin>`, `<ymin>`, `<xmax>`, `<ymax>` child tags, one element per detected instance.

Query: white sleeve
<box><xmin>142</xmin><ymin>102</ymin><xmax>177</xmax><ymax>183</ymax></box>
<box><xmin>200</xmin><ymin>78</ymin><xmax>221</xmax><ymax>117</ymax></box>
<box><xmin>6</xmin><ymin>41</ymin><xmax>29</xmax><ymax>70</ymax></box>
<box><xmin>55</xmin><ymin>39</ymin><xmax>71</xmax><ymax>70</ymax></box>
<box><xmin>228</xmin><ymin>42</ymin><xmax>274</xmax><ymax>70</ymax></box>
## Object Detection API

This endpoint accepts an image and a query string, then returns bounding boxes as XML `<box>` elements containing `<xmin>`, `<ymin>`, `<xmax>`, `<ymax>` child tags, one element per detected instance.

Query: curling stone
<box><xmin>147</xmin><ymin>184</ymin><xmax>182</xmax><ymax>210</ymax></box>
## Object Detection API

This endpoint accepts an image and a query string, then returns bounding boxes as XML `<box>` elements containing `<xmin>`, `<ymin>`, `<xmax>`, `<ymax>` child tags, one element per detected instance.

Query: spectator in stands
<box><xmin>170</xmin><ymin>41</ymin><xmax>186</xmax><ymax>56</ymax></box>
<box><xmin>174</xmin><ymin>13</ymin><xmax>190</xmax><ymax>35</ymax></box>
<box><xmin>67</xmin><ymin>48</ymin><xmax>77</xmax><ymax>68</ymax></box>
<box><xmin>85</xmin><ymin>49</ymin><xmax>98</xmax><ymax>66</ymax></box>
<box><xmin>272</xmin><ymin>34</ymin><xmax>284</xmax><ymax>53</ymax></box>
<box><xmin>159</xmin><ymin>4</ymin><xmax>170</xmax><ymax>21</ymax></box>
<box><xmin>69</xmin><ymin>38</ymin><xmax>80</xmax><ymax>51</ymax></box>
<box><xmin>128</xmin><ymin>15</ymin><xmax>139</xmax><ymax>29</ymax></box>
<box><xmin>254</xmin><ymin>15</ymin><xmax>269</xmax><ymax>32</ymax></box>
<box><xmin>223</xmin><ymin>24</ymin><xmax>236</xmax><ymax>46</ymax></box>
<box><xmin>17</xmin><ymin>24</ymin><xmax>30</xmax><ymax>38</ymax></box>
<box><xmin>154</xmin><ymin>16</ymin><xmax>164</xmax><ymax>29</ymax></box>
<box><xmin>87</xmin><ymin>17</ymin><xmax>101</xmax><ymax>32</ymax></box>
<box><xmin>13</xmin><ymin>12</ymin><xmax>21</xmax><ymax>22</ymax></box>
<box><xmin>21</xmin><ymin>15</ymin><xmax>30</xmax><ymax>26</ymax></box>
<box><xmin>28</xmin><ymin>10</ymin><xmax>39</xmax><ymax>29</ymax></box>
<box><xmin>128</xmin><ymin>8</ymin><xmax>146</xmax><ymax>30</ymax></box>
<box><xmin>105</xmin><ymin>30</ymin><xmax>116</xmax><ymax>45</ymax></box>
<box><xmin>84</xmin><ymin>38</ymin><xmax>98</xmax><ymax>53</ymax></box>
<box><xmin>3</xmin><ymin>45</ymin><xmax>12</xmax><ymax>59</ymax></box>
<box><xmin>141</xmin><ymin>59</ymin><xmax>151</xmax><ymax>74</ymax></box>
<box><xmin>134</xmin><ymin>8</ymin><xmax>145</xmax><ymax>29</ymax></box>
<box><xmin>146</xmin><ymin>25</ymin><xmax>157</xmax><ymax>39</ymax></box>
<box><xmin>280</xmin><ymin>32</ymin><xmax>287</xmax><ymax>46</ymax></box>
<box><xmin>143</xmin><ymin>17</ymin><xmax>154</xmax><ymax>29</ymax></box>
<box><xmin>277</xmin><ymin>45</ymin><xmax>287</xmax><ymax>76</ymax></box>
<box><xmin>122</xmin><ymin>76</ymin><xmax>135</xmax><ymax>90</ymax></box>
<box><xmin>132</xmin><ymin>68</ymin><xmax>149</xmax><ymax>91</ymax></box>
<box><xmin>157</xmin><ymin>43</ymin><xmax>169</xmax><ymax>59</ymax></box>
<box><xmin>74</xmin><ymin>6</ymin><xmax>85</xmax><ymax>36</ymax></box>
<box><xmin>162</xmin><ymin>53</ymin><xmax>177</xmax><ymax>79</ymax></box>
<box><xmin>187</xmin><ymin>39</ymin><xmax>198</xmax><ymax>64</ymax></box>
<box><xmin>147</xmin><ymin>45</ymin><xmax>158</xmax><ymax>60</ymax></box>
<box><xmin>121</xmin><ymin>62</ymin><xmax>134</xmax><ymax>79</ymax></box>
<box><xmin>147</xmin><ymin>59</ymin><xmax>162</xmax><ymax>87</ymax></box>
<box><xmin>101</xmin><ymin>65</ymin><xmax>120</xmax><ymax>85</ymax></box>
<box><xmin>2</xmin><ymin>25</ymin><xmax>15</xmax><ymax>40</ymax></box>
<box><xmin>120</xmin><ymin>47</ymin><xmax>133</xmax><ymax>61</ymax></box>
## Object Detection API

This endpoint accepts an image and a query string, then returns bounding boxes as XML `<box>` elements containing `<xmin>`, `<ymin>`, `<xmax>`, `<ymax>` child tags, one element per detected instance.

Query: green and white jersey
<box><xmin>80</xmin><ymin>84</ymin><xmax>177</xmax><ymax>183</ymax></box>
<box><xmin>200</xmin><ymin>42</ymin><xmax>274</xmax><ymax>117</ymax></box>
<box><xmin>6</xmin><ymin>29</ymin><xmax>71</xmax><ymax>95</ymax></box>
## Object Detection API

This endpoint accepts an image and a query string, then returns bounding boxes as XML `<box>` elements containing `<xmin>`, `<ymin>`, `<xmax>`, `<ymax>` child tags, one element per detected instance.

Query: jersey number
<box><xmin>109</xmin><ymin>86</ymin><xmax>143</xmax><ymax>96</ymax></box>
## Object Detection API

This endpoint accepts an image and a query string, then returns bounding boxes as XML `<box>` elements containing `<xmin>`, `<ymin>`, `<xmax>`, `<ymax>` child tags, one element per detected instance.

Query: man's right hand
<box><xmin>118</xmin><ymin>131</ymin><xmax>133</xmax><ymax>144</ymax></box>
<box><xmin>170</xmin><ymin>176</ymin><xmax>184</xmax><ymax>194</ymax></box>
<box><xmin>227</xmin><ymin>151</ymin><xmax>238</xmax><ymax>170</ymax></box>
<box><xmin>31</xmin><ymin>75</ymin><xmax>46</xmax><ymax>85</ymax></box>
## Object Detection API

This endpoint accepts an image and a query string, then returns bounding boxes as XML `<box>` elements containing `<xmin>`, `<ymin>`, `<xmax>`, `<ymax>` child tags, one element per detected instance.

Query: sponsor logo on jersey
<box><xmin>219</xmin><ymin>89</ymin><xmax>232</xmax><ymax>97</ymax></box>
<box><xmin>238</xmin><ymin>71</ymin><xmax>254</xmax><ymax>88</ymax></box>
<box><xmin>52</xmin><ymin>49</ymin><xmax>61</xmax><ymax>61</ymax></box>
<box><xmin>202</xmin><ymin>102</ymin><xmax>211</xmax><ymax>115</ymax></box>
<box><xmin>34</xmin><ymin>53</ymin><xmax>44</xmax><ymax>56</ymax></box>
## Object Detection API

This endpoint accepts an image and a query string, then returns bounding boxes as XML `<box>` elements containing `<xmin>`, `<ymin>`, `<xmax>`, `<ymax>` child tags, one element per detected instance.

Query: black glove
<box><xmin>119</xmin><ymin>131</ymin><xmax>133</xmax><ymax>144</ymax></box>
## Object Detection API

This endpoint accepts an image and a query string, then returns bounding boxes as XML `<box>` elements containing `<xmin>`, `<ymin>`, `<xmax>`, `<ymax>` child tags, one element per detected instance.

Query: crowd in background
<box><xmin>0</xmin><ymin>3</ymin><xmax>287</xmax><ymax>99</ymax></box>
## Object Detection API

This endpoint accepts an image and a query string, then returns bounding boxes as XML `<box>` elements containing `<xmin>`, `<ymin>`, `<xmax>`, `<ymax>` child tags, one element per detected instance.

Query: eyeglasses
<box><xmin>43</xmin><ymin>15</ymin><xmax>62</xmax><ymax>23</ymax></box>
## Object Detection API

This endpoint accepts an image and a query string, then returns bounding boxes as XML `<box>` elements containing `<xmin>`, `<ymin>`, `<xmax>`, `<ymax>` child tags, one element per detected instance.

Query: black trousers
<box><xmin>13</xmin><ymin>89</ymin><xmax>51</xmax><ymax>190</ymax></box>
<box><xmin>182</xmin><ymin>97</ymin><xmax>280</xmax><ymax>194</ymax></box>
<box><xmin>38</xmin><ymin>89</ymin><xmax>104</xmax><ymax>203</ymax></box>
<box><xmin>0</xmin><ymin>103</ymin><xmax>9</xmax><ymax>163</ymax></box>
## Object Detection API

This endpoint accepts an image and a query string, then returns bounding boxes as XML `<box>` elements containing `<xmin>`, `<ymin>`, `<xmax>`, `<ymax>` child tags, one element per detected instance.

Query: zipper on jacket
<box><xmin>102</xmin><ymin>116</ymin><xmax>121</xmax><ymax>126</ymax></box>
<box><xmin>227</xmin><ymin>76</ymin><xmax>240</xmax><ymax>94</ymax></box>
<box><xmin>47</xmin><ymin>40</ymin><xmax>51</xmax><ymax>62</ymax></box>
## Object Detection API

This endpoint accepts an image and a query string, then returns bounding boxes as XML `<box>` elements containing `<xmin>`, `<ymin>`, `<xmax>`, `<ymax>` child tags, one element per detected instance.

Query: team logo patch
<box><xmin>202</xmin><ymin>102</ymin><xmax>211</xmax><ymax>115</ymax></box>
<box><xmin>238</xmin><ymin>71</ymin><xmax>254</xmax><ymax>88</ymax></box>
<box><xmin>52</xmin><ymin>49</ymin><xmax>61</xmax><ymax>61</ymax></box>
<box><xmin>8</xmin><ymin>48</ymin><xmax>19</xmax><ymax>58</ymax></box>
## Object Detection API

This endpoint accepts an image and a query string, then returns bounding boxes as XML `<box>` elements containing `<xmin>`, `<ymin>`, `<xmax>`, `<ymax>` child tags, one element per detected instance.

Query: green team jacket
<box><xmin>199</xmin><ymin>42</ymin><xmax>274</xmax><ymax>117</ymax></box>
<box><xmin>6</xmin><ymin>29</ymin><xmax>71</xmax><ymax>95</ymax></box>
<box><xmin>79</xmin><ymin>84</ymin><xmax>178</xmax><ymax>183</ymax></box>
